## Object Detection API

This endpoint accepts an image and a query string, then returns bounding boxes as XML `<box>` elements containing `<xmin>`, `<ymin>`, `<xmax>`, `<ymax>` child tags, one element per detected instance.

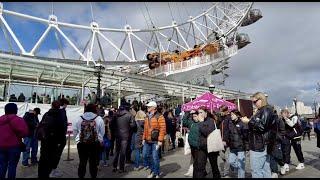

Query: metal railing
<box><xmin>146</xmin><ymin>45</ymin><xmax>238</xmax><ymax>77</ymax></box>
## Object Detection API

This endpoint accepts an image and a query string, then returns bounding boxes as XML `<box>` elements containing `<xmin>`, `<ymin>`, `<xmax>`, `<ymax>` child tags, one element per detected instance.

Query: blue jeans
<box><xmin>229</xmin><ymin>151</ymin><xmax>245</xmax><ymax>178</ymax></box>
<box><xmin>0</xmin><ymin>147</ymin><xmax>21</xmax><ymax>179</ymax></box>
<box><xmin>134</xmin><ymin>148</ymin><xmax>142</xmax><ymax>168</ymax></box>
<box><xmin>142</xmin><ymin>143</ymin><xmax>152</xmax><ymax>169</ymax></box>
<box><xmin>22</xmin><ymin>136</ymin><xmax>38</xmax><ymax>165</ymax></box>
<box><xmin>100</xmin><ymin>146</ymin><xmax>108</xmax><ymax>164</ymax></box>
<box><xmin>143</xmin><ymin>142</ymin><xmax>160</xmax><ymax>175</ymax></box>
<box><xmin>249</xmin><ymin>147</ymin><xmax>271</xmax><ymax>178</ymax></box>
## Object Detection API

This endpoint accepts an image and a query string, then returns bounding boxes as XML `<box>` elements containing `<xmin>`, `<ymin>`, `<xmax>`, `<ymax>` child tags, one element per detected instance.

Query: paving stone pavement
<box><xmin>16</xmin><ymin>136</ymin><xmax>320</xmax><ymax>178</ymax></box>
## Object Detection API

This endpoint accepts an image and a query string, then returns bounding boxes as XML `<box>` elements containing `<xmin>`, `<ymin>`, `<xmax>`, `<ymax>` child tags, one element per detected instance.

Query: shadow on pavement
<box><xmin>161</xmin><ymin>163</ymin><xmax>181</xmax><ymax>176</ymax></box>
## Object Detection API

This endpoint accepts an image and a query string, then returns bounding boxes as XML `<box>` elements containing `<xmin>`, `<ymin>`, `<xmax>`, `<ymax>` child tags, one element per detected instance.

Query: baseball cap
<box><xmin>34</xmin><ymin>108</ymin><xmax>41</xmax><ymax>115</ymax></box>
<box><xmin>146</xmin><ymin>101</ymin><xmax>157</xmax><ymax>108</ymax></box>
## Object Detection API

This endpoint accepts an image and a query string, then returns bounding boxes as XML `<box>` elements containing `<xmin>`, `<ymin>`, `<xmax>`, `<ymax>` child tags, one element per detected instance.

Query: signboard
<box><xmin>67</xmin><ymin>122</ymin><xmax>73</xmax><ymax>136</ymax></box>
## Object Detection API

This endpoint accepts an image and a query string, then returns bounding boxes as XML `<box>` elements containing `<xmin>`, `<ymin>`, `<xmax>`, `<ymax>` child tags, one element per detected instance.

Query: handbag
<box><xmin>184</xmin><ymin>133</ymin><xmax>191</xmax><ymax>155</ymax></box>
<box><xmin>149</xmin><ymin>114</ymin><xmax>160</xmax><ymax>141</ymax></box>
<box><xmin>207</xmin><ymin>120</ymin><xmax>225</xmax><ymax>153</ymax></box>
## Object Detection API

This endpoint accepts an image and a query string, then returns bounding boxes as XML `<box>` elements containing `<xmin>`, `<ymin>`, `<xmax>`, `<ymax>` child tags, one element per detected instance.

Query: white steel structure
<box><xmin>0</xmin><ymin>2</ymin><xmax>261</xmax><ymax>101</ymax></box>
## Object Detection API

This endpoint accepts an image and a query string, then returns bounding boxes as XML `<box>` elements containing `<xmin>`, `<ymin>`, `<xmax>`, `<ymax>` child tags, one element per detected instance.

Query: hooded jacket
<box><xmin>0</xmin><ymin>114</ymin><xmax>29</xmax><ymax>149</ymax></box>
<box><xmin>41</xmin><ymin>108</ymin><xmax>66</xmax><ymax>143</ymax></box>
<box><xmin>73</xmin><ymin>112</ymin><xmax>105</xmax><ymax>144</ymax></box>
<box><xmin>114</xmin><ymin>109</ymin><xmax>136</xmax><ymax>140</ymax></box>
<box><xmin>23</xmin><ymin>111</ymin><xmax>39</xmax><ymax>137</ymax></box>
<box><xmin>223</xmin><ymin>118</ymin><xmax>249</xmax><ymax>152</ymax></box>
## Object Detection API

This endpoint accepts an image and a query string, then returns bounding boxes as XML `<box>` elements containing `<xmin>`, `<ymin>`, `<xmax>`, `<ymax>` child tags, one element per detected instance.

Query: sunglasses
<box><xmin>252</xmin><ymin>99</ymin><xmax>260</xmax><ymax>104</ymax></box>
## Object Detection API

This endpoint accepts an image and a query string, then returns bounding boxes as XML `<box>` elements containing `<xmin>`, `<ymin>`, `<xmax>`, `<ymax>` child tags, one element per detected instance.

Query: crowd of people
<box><xmin>182</xmin><ymin>92</ymin><xmax>320</xmax><ymax>178</ymax></box>
<box><xmin>0</xmin><ymin>95</ymin><xmax>181</xmax><ymax>179</ymax></box>
<box><xmin>0</xmin><ymin>91</ymin><xmax>320</xmax><ymax>179</ymax></box>
<box><xmin>6</xmin><ymin>92</ymin><xmax>79</xmax><ymax>105</ymax></box>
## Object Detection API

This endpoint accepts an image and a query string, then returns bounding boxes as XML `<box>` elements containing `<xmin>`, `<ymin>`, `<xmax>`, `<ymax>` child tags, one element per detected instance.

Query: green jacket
<box><xmin>182</xmin><ymin>113</ymin><xmax>200</xmax><ymax>148</ymax></box>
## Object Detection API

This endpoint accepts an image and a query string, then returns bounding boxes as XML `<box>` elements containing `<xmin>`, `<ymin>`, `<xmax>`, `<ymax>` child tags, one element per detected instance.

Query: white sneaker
<box><xmin>147</xmin><ymin>172</ymin><xmax>155</xmax><ymax>178</ymax></box>
<box><xmin>271</xmin><ymin>173</ymin><xmax>278</xmax><ymax>178</ymax></box>
<box><xmin>155</xmin><ymin>175</ymin><xmax>160</xmax><ymax>178</ymax></box>
<box><xmin>184</xmin><ymin>164</ymin><xmax>193</xmax><ymax>177</ymax></box>
<box><xmin>280</xmin><ymin>166</ymin><xmax>286</xmax><ymax>175</ymax></box>
<box><xmin>284</xmin><ymin>163</ymin><xmax>290</xmax><ymax>172</ymax></box>
<box><xmin>49</xmin><ymin>169</ymin><xmax>63</xmax><ymax>178</ymax></box>
<box><xmin>295</xmin><ymin>163</ymin><xmax>305</xmax><ymax>170</ymax></box>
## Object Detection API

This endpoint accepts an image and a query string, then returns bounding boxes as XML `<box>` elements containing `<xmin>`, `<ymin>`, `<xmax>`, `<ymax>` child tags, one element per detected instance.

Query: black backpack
<box><xmin>35</xmin><ymin>113</ymin><xmax>54</xmax><ymax>141</ymax></box>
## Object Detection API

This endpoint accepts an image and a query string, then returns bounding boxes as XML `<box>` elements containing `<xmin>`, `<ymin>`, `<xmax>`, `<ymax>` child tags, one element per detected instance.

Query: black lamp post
<box><xmin>314</xmin><ymin>100</ymin><xmax>317</xmax><ymax>118</ymax></box>
<box><xmin>293</xmin><ymin>97</ymin><xmax>298</xmax><ymax>116</ymax></box>
<box><xmin>209</xmin><ymin>84</ymin><xmax>215</xmax><ymax>93</ymax></box>
<box><xmin>94</xmin><ymin>59</ymin><xmax>105</xmax><ymax>104</ymax></box>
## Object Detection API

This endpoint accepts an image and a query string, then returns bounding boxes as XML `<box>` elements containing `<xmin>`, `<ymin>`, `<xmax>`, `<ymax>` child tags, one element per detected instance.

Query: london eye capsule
<box><xmin>241</xmin><ymin>9</ymin><xmax>262</xmax><ymax>27</ymax></box>
<box><xmin>236</xmin><ymin>33</ymin><xmax>250</xmax><ymax>49</ymax></box>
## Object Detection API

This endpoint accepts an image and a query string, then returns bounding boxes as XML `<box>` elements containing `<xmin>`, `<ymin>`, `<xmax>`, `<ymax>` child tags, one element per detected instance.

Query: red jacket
<box><xmin>0</xmin><ymin>114</ymin><xmax>29</xmax><ymax>149</ymax></box>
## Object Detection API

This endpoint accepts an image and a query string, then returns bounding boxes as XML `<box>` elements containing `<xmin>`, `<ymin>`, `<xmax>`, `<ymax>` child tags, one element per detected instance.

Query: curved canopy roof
<box><xmin>0</xmin><ymin>51</ymin><xmax>251</xmax><ymax>100</ymax></box>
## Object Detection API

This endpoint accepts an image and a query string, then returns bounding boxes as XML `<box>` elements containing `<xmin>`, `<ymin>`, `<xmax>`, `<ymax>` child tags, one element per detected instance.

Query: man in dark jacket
<box><xmin>223</xmin><ymin>109</ymin><xmax>248</xmax><ymax>178</ymax></box>
<box><xmin>47</xmin><ymin>98</ymin><xmax>69</xmax><ymax>178</ymax></box>
<box><xmin>112</xmin><ymin>105</ymin><xmax>137</xmax><ymax>173</ymax></box>
<box><xmin>217</xmin><ymin>105</ymin><xmax>231</xmax><ymax>177</ymax></box>
<box><xmin>38</xmin><ymin>101</ymin><xmax>66</xmax><ymax>178</ymax></box>
<box><xmin>270</xmin><ymin>113</ymin><xmax>286</xmax><ymax>177</ymax></box>
<box><xmin>22</xmin><ymin>108</ymin><xmax>40</xmax><ymax>167</ymax></box>
<box><xmin>18</xmin><ymin>93</ymin><xmax>26</xmax><ymax>102</ymax></box>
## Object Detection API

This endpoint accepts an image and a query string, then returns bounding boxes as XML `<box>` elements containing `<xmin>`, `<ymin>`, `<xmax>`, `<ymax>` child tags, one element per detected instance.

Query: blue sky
<box><xmin>1</xmin><ymin>2</ymin><xmax>320</xmax><ymax>108</ymax></box>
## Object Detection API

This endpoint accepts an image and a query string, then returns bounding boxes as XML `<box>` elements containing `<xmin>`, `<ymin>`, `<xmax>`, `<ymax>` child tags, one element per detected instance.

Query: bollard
<box><xmin>64</xmin><ymin>123</ymin><xmax>74</xmax><ymax>161</ymax></box>
<box><xmin>64</xmin><ymin>132</ymin><xmax>74</xmax><ymax>161</ymax></box>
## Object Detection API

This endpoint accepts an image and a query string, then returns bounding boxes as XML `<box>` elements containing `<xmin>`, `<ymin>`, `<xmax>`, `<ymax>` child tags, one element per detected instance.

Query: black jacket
<box><xmin>198</xmin><ymin>117</ymin><xmax>217</xmax><ymax>150</ymax></box>
<box><xmin>114</xmin><ymin>109</ymin><xmax>137</xmax><ymax>140</ymax></box>
<box><xmin>276</xmin><ymin>117</ymin><xmax>287</xmax><ymax>141</ymax></box>
<box><xmin>23</xmin><ymin>112</ymin><xmax>39</xmax><ymax>137</ymax></box>
<box><xmin>248</xmin><ymin>105</ymin><xmax>277</xmax><ymax>152</ymax></box>
<box><xmin>41</xmin><ymin>108</ymin><xmax>66</xmax><ymax>143</ymax></box>
<box><xmin>59</xmin><ymin>108</ymin><xmax>68</xmax><ymax>136</ymax></box>
<box><xmin>223</xmin><ymin>118</ymin><xmax>249</xmax><ymax>152</ymax></box>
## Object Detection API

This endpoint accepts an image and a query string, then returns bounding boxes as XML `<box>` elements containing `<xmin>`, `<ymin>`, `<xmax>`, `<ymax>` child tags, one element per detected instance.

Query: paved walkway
<box><xmin>16</xmin><ymin>136</ymin><xmax>320</xmax><ymax>178</ymax></box>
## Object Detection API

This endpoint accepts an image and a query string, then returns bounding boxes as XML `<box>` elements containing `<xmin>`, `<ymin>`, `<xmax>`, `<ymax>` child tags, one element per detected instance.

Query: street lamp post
<box><xmin>94</xmin><ymin>59</ymin><xmax>105</xmax><ymax>105</ymax></box>
<box><xmin>314</xmin><ymin>100</ymin><xmax>317</xmax><ymax>118</ymax></box>
<box><xmin>293</xmin><ymin>97</ymin><xmax>298</xmax><ymax>116</ymax></box>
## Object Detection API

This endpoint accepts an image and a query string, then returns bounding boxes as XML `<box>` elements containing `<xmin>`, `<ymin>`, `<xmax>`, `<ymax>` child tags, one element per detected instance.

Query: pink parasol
<box><xmin>182</xmin><ymin>92</ymin><xmax>237</xmax><ymax>112</ymax></box>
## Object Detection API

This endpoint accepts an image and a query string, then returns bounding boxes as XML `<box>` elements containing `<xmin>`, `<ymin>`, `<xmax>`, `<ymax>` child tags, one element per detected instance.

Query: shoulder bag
<box><xmin>207</xmin><ymin>120</ymin><xmax>224</xmax><ymax>153</ymax></box>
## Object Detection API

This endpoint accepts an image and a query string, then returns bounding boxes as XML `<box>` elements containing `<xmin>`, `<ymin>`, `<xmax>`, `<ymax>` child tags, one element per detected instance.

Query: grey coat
<box><xmin>114</xmin><ymin>109</ymin><xmax>136</xmax><ymax>140</ymax></box>
<box><xmin>133</xmin><ymin>120</ymin><xmax>144</xmax><ymax>149</ymax></box>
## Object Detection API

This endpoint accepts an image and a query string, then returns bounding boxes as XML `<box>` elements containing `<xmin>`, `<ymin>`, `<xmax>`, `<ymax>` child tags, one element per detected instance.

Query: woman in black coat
<box><xmin>197</xmin><ymin>107</ymin><xmax>221</xmax><ymax>178</ymax></box>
